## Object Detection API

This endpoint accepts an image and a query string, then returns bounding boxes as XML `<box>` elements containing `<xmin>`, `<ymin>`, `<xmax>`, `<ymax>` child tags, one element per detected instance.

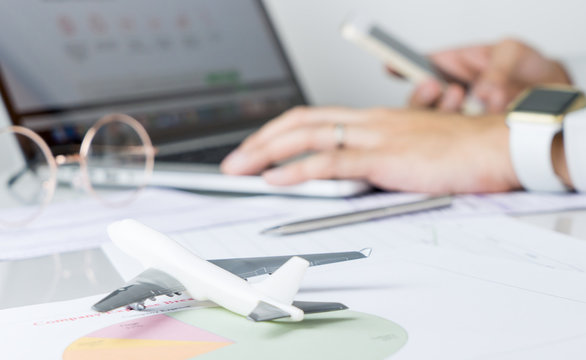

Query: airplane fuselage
<box><xmin>108</xmin><ymin>219</ymin><xmax>305</xmax><ymax>321</ymax></box>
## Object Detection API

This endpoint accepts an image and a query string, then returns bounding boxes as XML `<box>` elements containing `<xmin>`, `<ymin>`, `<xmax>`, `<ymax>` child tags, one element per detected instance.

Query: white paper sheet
<box><xmin>0</xmin><ymin>188</ymin><xmax>281</xmax><ymax>260</ymax></box>
<box><xmin>173</xmin><ymin>215</ymin><xmax>586</xmax><ymax>275</ymax></box>
<box><xmin>297</xmin><ymin>247</ymin><xmax>586</xmax><ymax>360</ymax></box>
<box><xmin>4</xmin><ymin>188</ymin><xmax>586</xmax><ymax>261</ymax></box>
<box><xmin>4</xmin><ymin>241</ymin><xmax>586</xmax><ymax>360</ymax></box>
<box><xmin>99</xmin><ymin>213</ymin><xmax>586</xmax><ymax>359</ymax></box>
<box><xmin>172</xmin><ymin>211</ymin><xmax>586</xmax><ymax>359</ymax></box>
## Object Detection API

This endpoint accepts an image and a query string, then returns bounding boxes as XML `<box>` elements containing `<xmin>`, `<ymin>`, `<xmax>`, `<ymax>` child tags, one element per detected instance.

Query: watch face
<box><xmin>515</xmin><ymin>89</ymin><xmax>581</xmax><ymax>114</ymax></box>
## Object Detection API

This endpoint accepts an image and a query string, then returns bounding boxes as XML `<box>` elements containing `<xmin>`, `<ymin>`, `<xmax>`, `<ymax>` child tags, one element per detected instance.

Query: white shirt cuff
<box><xmin>564</xmin><ymin>107</ymin><xmax>586</xmax><ymax>192</ymax></box>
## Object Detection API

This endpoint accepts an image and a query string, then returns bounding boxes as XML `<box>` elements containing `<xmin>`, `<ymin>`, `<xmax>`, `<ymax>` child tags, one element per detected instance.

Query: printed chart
<box><xmin>63</xmin><ymin>314</ymin><xmax>232</xmax><ymax>360</ymax></box>
<box><xmin>63</xmin><ymin>308</ymin><xmax>408</xmax><ymax>359</ymax></box>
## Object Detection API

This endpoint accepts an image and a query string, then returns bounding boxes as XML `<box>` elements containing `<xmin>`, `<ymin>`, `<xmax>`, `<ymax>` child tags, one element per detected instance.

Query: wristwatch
<box><xmin>507</xmin><ymin>85</ymin><xmax>586</xmax><ymax>192</ymax></box>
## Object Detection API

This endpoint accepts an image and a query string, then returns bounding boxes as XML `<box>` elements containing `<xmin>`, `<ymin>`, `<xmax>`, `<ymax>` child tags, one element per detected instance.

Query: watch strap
<box><xmin>509</xmin><ymin>122</ymin><xmax>568</xmax><ymax>192</ymax></box>
<box><xmin>564</xmin><ymin>108</ymin><xmax>586</xmax><ymax>192</ymax></box>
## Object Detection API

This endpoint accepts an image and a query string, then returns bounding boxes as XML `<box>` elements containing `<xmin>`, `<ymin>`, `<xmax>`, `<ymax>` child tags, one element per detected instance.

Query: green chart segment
<box><xmin>64</xmin><ymin>308</ymin><xmax>408</xmax><ymax>360</ymax></box>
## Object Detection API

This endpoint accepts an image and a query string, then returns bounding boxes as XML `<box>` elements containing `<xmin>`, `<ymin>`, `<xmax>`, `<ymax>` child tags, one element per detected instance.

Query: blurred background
<box><xmin>264</xmin><ymin>0</ymin><xmax>586</xmax><ymax>108</ymax></box>
<box><xmin>2</xmin><ymin>0</ymin><xmax>586</xmax><ymax>160</ymax></box>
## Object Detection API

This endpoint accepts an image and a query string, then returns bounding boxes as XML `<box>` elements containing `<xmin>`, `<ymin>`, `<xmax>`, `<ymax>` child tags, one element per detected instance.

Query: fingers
<box><xmin>473</xmin><ymin>39</ymin><xmax>526</xmax><ymax>112</ymax></box>
<box><xmin>221</xmin><ymin>123</ymin><xmax>379</xmax><ymax>175</ymax></box>
<box><xmin>410</xmin><ymin>41</ymin><xmax>556</xmax><ymax>113</ymax></box>
<box><xmin>482</xmin><ymin>39</ymin><xmax>525</xmax><ymax>83</ymax></box>
<box><xmin>410</xmin><ymin>46</ymin><xmax>492</xmax><ymax>112</ymax></box>
<box><xmin>437</xmin><ymin>84</ymin><xmax>466</xmax><ymax>112</ymax></box>
<box><xmin>237</xmin><ymin>106</ymin><xmax>364</xmax><ymax>153</ymax></box>
<box><xmin>429</xmin><ymin>45</ymin><xmax>491</xmax><ymax>83</ymax></box>
<box><xmin>222</xmin><ymin>106</ymin><xmax>380</xmax><ymax>175</ymax></box>
<box><xmin>409</xmin><ymin>81</ymin><xmax>466</xmax><ymax>113</ymax></box>
<box><xmin>262</xmin><ymin>149</ymin><xmax>376</xmax><ymax>185</ymax></box>
<box><xmin>409</xmin><ymin>80</ymin><xmax>443</xmax><ymax>108</ymax></box>
<box><xmin>473</xmin><ymin>79</ymin><xmax>513</xmax><ymax>114</ymax></box>
<box><xmin>473</xmin><ymin>72</ymin><xmax>511</xmax><ymax>113</ymax></box>
<box><xmin>385</xmin><ymin>65</ymin><xmax>405</xmax><ymax>79</ymax></box>
<box><xmin>457</xmin><ymin>45</ymin><xmax>491</xmax><ymax>74</ymax></box>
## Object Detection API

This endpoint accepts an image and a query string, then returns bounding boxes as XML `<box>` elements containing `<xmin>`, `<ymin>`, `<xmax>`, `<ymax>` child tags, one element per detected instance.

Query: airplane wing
<box><xmin>92</xmin><ymin>268</ymin><xmax>184</xmax><ymax>312</ymax></box>
<box><xmin>209</xmin><ymin>249</ymin><xmax>371</xmax><ymax>278</ymax></box>
<box><xmin>92</xmin><ymin>249</ymin><xmax>370</xmax><ymax>313</ymax></box>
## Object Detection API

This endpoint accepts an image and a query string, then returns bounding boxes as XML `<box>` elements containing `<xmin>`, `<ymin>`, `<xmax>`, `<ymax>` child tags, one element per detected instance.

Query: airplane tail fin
<box><xmin>252</xmin><ymin>256</ymin><xmax>309</xmax><ymax>304</ymax></box>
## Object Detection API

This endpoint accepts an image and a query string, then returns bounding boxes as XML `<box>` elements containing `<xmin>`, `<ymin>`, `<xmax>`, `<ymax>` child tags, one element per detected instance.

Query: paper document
<box><xmin>3</xmin><ymin>188</ymin><xmax>586</xmax><ymax>260</ymax></box>
<box><xmin>199</xmin><ymin>191</ymin><xmax>586</xmax><ymax>234</ymax></box>
<box><xmin>298</xmin><ymin>246</ymin><xmax>586</xmax><ymax>360</ymax></box>
<box><xmin>0</xmin><ymin>293</ymin><xmax>407</xmax><ymax>360</ymax></box>
<box><xmin>171</xmin><ymin>215</ymin><xmax>586</xmax><ymax>275</ymax></box>
<box><xmin>5</xmin><ymin>235</ymin><xmax>586</xmax><ymax>359</ymax></box>
<box><xmin>166</xmin><ymin>214</ymin><xmax>586</xmax><ymax>359</ymax></box>
<box><xmin>0</xmin><ymin>188</ymin><xmax>282</xmax><ymax>260</ymax></box>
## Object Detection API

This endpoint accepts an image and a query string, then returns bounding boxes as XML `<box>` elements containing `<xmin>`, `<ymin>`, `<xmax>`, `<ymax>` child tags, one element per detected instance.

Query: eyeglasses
<box><xmin>0</xmin><ymin>113</ymin><xmax>155</xmax><ymax>227</ymax></box>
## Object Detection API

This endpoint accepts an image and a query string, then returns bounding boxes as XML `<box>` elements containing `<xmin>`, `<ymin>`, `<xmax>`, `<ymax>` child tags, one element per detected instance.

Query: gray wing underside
<box><xmin>92</xmin><ymin>268</ymin><xmax>185</xmax><ymax>312</ymax></box>
<box><xmin>92</xmin><ymin>249</ymin><xmax>370</xmax><ymax>313</ymax></box>
<box><xmin>209</xmin><ymin>249</ymin><xmax>371</xmax><ymax>278</ymax></box>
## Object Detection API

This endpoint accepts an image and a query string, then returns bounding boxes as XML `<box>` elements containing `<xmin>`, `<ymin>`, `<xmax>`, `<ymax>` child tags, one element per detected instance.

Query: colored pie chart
<box><xmin>63</xmin><ymin>308</ymin><xmax>407</xmax><ymax>360</ymax></box>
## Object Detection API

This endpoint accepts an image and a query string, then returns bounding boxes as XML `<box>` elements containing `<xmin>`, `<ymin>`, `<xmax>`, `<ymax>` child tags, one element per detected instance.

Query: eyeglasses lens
<box><xmin>84</xmin><ymin>118</ymin><xmax>151</xmax><ymax>206</ymax></box>
<box><xmin>0</xmin><ymin>128</ymin><xmax>55</xmax><ymax>226</ymax></box>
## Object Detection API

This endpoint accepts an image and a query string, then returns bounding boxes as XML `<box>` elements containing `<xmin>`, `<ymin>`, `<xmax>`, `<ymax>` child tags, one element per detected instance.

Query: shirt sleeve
<box><xmin>564</xmin><ymin>107</ymin><xmax>586</xmax><ymax>192</ymax></box>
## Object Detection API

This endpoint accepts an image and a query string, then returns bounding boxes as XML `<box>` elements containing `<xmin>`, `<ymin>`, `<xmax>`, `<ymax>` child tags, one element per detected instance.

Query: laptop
<box><xmin>0</xmin><ymin>0</ymin><xmax>370</xmax><ymax>197</ymax></box>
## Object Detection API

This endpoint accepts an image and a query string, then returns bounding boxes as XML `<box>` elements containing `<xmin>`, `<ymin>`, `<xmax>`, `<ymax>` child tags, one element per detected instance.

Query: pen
<box><xmin>261</xmin><ymin>195</ymin><xmax>452</xmax><ymax>236</ymax></box>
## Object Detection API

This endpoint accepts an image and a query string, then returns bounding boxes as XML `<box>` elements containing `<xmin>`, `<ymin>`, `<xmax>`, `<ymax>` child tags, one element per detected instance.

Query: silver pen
<box><xmin>261</xmin><ymin>195</ymin><xmax>453</xmax><ymax>236</ymax></box>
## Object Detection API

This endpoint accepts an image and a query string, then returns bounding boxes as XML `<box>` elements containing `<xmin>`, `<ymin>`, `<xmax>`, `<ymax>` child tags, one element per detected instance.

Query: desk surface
<box><xmin>2</xmin><ymin>209</ymin><xmax>586</xmax><ymax>311</ymax></box>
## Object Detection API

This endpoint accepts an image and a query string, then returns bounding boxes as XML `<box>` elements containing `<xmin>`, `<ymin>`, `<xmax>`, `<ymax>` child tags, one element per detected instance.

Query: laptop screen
<box><xmin>0</xmin><ymin>0</ymin><xmax>305</xmax><ymax>153</ymax></box>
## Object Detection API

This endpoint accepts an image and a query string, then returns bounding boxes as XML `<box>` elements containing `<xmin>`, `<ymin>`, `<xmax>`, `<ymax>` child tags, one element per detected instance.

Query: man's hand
<box><xmin>221</xmin><ymin>106</ymin><xmax>520</xmax><ymax>194</ymax></box>
<box><xmin>401</xmin><ymin>39</ymin><xmax>572</xmax><ymax>113</ymax></box>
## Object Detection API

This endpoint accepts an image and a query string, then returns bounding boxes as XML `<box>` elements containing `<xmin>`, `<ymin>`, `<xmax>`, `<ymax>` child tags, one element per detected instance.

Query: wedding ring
<box><xmin>334</xmin><ymin>123</ymin><xmax>346</xmax><ymax>149</ymax></box>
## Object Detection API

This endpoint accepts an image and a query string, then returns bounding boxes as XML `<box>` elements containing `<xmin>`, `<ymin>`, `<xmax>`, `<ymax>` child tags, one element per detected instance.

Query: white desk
<box><xmin>3</xmin><ymin>191</ymin><xmax>586</xmax><ymax>360</ymax></box>
<box><xmin>2</xmin><ymin>208</ymin><xmax>586</xmax><ymax>310</ymax></box>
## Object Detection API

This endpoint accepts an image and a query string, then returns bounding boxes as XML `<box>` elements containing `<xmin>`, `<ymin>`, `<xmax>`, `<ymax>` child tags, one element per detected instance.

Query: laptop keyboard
<box><xmin>157</xmin><ymin>143</ymin><xmax>239</xmax><ymax>165</ymax></box>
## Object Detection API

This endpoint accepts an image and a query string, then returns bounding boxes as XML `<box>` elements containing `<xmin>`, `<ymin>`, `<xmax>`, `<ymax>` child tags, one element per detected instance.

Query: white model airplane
<box><xmin>93</xmin><ymin>219</ymin><xmax>370</xmax><ymax>322</ymax></box>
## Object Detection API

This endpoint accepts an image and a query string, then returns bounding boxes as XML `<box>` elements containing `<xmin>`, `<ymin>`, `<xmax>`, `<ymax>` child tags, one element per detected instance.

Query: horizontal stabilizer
<box><xmin>247</xmin><ymin>301</ymin><xmax>291</xmax><ymax>322</ymax></box>
<box><xmin>247</xmin><ymin>300</ymin><xmax>349</xmax><ymax>322</ymax></box>
<box><xmin>292</xmin><ymin>301</ymin><xmax>348</xmax><ymax>314</ymax></box>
